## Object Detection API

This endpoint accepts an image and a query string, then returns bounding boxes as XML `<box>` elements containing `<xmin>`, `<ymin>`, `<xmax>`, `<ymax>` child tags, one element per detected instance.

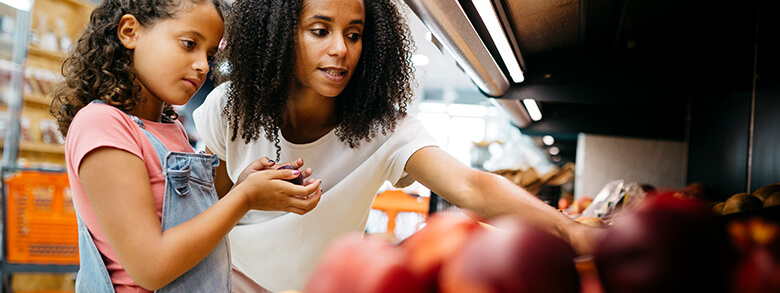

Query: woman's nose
<box><xmin>327</xmin><ymin>35</ymin><xmax>348</xmax><ymax>57</ymax></box>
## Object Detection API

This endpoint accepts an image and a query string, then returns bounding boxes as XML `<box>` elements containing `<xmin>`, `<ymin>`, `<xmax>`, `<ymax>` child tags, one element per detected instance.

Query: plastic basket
<box><xmin>4</xmin><ymin>170</ymin><xmax>78</xmax><ymax>265</ymax></box>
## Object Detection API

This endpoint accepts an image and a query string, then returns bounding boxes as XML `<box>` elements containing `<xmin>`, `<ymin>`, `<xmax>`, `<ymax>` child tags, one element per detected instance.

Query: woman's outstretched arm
<box><xmin>404</xmin><ymin>146</ymin><xmax>602</xmax><ymax>255</ymax></box>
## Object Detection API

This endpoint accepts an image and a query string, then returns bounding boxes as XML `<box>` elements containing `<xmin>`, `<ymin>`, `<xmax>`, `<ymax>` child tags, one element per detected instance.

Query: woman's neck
<box><xmin>282</xmin><ymin>88</ymin><xmax>338</xmax><ymax>144</ymax></box>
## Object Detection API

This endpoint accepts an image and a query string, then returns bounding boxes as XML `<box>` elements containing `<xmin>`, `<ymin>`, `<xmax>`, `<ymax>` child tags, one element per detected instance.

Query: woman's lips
<box><xmin>320</xmin><ymin>68</ymin><xmax>346</xmax><ymax>82</ymax></box>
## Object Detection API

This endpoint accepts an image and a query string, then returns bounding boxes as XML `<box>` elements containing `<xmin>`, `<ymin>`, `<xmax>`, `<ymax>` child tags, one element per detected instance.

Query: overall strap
<box><xmin>134</xmin><ymin>118</ymin><xmax>170</xmax><ymax>167</ymax></box>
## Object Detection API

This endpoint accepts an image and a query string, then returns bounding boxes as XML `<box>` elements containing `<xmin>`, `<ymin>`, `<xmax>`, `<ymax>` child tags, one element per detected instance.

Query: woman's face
<box><xmin>294</xmin><ymin>0</ymin><xmax>365</xmax><ymax>98</ymax></box>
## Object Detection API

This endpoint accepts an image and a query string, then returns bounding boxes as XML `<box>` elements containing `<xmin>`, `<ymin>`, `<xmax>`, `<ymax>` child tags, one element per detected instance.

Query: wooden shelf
<box><xmin>1</xmin><ymin>139</ymin><xmax>64</xmax><ymax>154</ymax></box>
<box><xmin>27</xmin><ymin>45</ymin><xmax>66</xmax><ymax>61</ymax></box>
<box><xmin>19</xmin><ymin>140</ymin><xmax>64</xmax><ymax>154</ymax></box>
<box><xmin>23</xmin><ymin>93</ymin><xmax>52</xmax><ymax>106</ymax></box>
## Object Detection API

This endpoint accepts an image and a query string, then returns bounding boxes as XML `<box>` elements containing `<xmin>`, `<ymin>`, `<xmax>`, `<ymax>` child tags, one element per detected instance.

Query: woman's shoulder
<box><xmin>394</xmin><ymin>114</ymin><xmax>424</xmax><ymax>131</ymax></box>
<box><xmin>194</xmin><ymin>82</ymin><xmax>231</xmax><ymax>117</ymax></box>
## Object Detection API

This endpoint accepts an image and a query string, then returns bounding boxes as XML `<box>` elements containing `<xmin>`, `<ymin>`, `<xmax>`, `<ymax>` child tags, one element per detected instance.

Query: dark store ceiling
<box><xmin>406</xmin><ymin>0</ymin><xmax>762</xmax><ymax>164</ymax></box>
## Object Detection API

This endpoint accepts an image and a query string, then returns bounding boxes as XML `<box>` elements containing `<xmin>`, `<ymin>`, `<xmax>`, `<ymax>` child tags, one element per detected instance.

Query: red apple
<box><xmin>729</xmin><ymin>218</ymin><xmax>780</xmax><ymax>293</ymax></box>
<box><xmin>304</xmin><ymin>233</ymin><xmax>424</xmax><ymax>293</ymax></box>
<box><xmin>593</xmin><ymin>193</ymin><xmax>735</xmax><ymax>293</ymax></box>
<box><xmin>558</xmin><ymin>197</ymin><xmax>572</xmax><ymax>210</ymax></box>
<box><xmin>571</xmin><ymin>196</ymin><xmax>593</xmax><ymax>214</ymax></box>
<box><xmin>400</xmin><ymin>213</ymin><xmax>483</xmax><ymax>292</ymax></box>
<box><xmin>439</xmin><ymin>216</ymin><xmax>580</xmax><ymax>293</ymax></box>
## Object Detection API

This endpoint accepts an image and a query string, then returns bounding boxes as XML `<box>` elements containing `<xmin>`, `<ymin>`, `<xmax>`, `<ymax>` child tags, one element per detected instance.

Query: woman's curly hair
<box><xmin>51</xmin><ymin>0</ymin><xmax>225</xmax><ymax>137</ymax></box>
<box><xmin>218</xmin><ymin>0</ymin><xmax>415</xmax><ymax>157</ymax></box>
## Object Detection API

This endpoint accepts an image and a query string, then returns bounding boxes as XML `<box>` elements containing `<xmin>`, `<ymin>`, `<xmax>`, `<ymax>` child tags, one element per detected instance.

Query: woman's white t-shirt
<box><xmin>192</xmin><ymin>82</ymin><xmax>437</xmax><ymax>292</ymax></box>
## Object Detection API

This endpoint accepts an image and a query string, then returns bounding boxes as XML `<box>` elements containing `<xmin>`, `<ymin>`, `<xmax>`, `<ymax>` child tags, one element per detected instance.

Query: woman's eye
<box><xmin>347</xmin><ymin>33</ymin><xmax>362</xmax><ymax>41</ymax></box>
<box><xmin>311</xmin><ymin>29</ymin><xmax>328</xmax><ymax>37</ymax></box>
<box><xmin>182</xmin><ymin>40</ymin><xmax>196</xmax><ymax>49</ymax></box>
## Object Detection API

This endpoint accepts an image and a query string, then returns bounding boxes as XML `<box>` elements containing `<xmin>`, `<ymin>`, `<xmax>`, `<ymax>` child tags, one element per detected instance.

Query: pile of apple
<box><xmin>303</xmin><ymin>193</ymin><xmax>780</xmax><ymax>293</ymax></box>
<box><xmin>304</xmin><ymin>212</ymin><xmax>580</xmax><ymax>293</ymax></box>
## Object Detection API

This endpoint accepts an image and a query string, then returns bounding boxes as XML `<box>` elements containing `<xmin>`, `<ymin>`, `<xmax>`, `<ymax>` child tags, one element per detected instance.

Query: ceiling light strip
<box><xmin>491</xmin><ymin>0</ymin><xmax>526</xmax><ymax>71</ymax></box>
<box><xmin>522</xmin><ymin>99</ymin><xmax>542</xmax><ymax>121</ymax></box>
<box><xmin>405</xmin><ymin>0</ymin><xmax>510</xmax><ymax>96</ymax></box>
<box><xmin>472</xmin><ymin>0</ymin><xmax>525</xmax><ymax>83</ymax></box>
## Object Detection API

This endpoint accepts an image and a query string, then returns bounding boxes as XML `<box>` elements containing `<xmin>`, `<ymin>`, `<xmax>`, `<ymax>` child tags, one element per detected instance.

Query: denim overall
<box><xmin>74</xmin><ymin>105</ymin><xmax>231</xmax><ymax>292</ymax></box>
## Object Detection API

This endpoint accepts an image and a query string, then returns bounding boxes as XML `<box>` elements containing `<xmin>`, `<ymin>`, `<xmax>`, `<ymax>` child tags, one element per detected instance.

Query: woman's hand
<box><xmin>234</xmin><ymin>168</ymin><xmax>323</xmax><ymax>215</ymax></box>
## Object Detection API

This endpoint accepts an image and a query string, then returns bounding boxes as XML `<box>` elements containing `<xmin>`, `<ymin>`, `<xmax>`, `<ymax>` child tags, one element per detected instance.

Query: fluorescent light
<box><xmin>522</xmin><ymin>99</ymin><xmax>542</xmax><ymax>121</ymax></box>
<box><xmin>472</xmin><ymin>0</ymin><xmax>524</xmax><ymax>83</ymax></box>
<box><xmin>542</xmin><ymin>135</ymin><xmax>555</xmax><ymax>146</ymax></box>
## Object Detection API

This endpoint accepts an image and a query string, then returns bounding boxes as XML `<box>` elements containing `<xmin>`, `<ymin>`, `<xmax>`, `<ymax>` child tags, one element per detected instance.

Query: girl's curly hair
<box><xmin>218</xmin><ymin>0</ymin><xmax>415</xmax><ymax>157</ymax></box>
<box><xmin>51</xmin><ymin>0</ymin><xmax>225</xmax><ymax>137</ymax></box>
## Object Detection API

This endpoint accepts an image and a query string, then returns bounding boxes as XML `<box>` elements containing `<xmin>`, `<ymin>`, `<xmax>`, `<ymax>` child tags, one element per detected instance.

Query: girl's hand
<box><xmin>234</xmin><ymin>157</ymin><xmax>313</xmax><ymax>188</ymax></box>
<box><xmin>234</xmin><ymin>157</ymin><xmax>276</xmax><ymax>188</ymax></box>
<box><xmin>236</xmin><ymin>168</ymin><xmax>323</xmax><ymax>215</ymax></box>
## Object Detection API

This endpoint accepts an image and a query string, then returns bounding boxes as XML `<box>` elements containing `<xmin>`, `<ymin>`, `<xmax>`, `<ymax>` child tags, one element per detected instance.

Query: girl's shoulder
<box><xmin>69</xmin><ymin>102</ymin><xmax>141</xmax><ymax>137</ymax></box>
<box><xmin>73</xmin><ymin>103</ymin><xmax>130</xmax><ymax>122</ymax></box>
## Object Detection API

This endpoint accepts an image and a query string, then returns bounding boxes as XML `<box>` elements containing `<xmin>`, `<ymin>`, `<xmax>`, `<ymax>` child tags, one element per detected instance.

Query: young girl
<box><xmin>193</xmin><ymin>0</ymin><xmax>603</xmax><ymax>291</ymax></box>
<box><xmin>50</xmin><ymin>0</ymin><xmax>322</xmax><ymax>292</ymax></box>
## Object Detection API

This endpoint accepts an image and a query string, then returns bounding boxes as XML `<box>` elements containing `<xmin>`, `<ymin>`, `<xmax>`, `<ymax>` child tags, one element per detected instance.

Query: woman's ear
<box><xmin>117</xmin><ymin>14</ymin><xmax>140</xmax><ymax>49</ymax></box>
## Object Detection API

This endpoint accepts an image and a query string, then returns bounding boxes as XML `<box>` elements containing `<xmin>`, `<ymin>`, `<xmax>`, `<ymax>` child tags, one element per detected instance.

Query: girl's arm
<box><xmin>404</xmin><ymin>146</ymin><xmax>601</xmax><ymax>255</ymax></box>
<box><xmin>79</xmin><ymin>147</ymin><xmax>322</xmax><ymax>290</ymax></box>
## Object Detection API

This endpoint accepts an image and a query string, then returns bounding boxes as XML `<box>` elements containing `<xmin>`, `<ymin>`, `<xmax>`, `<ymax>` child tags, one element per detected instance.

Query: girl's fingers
<box><xmin>304</xmin><ymin>177</ymin><xmax>317</xmax><ymax>186</ymax></box>
<box><xmin>265</xmin><ymin>169</ymin><xmax>302</xmax><ymax>181</ymax></box>
<box><xmin>287</xmin><ymin>188</ymin><xmax>323</xmax><ymax>214</ymax></box>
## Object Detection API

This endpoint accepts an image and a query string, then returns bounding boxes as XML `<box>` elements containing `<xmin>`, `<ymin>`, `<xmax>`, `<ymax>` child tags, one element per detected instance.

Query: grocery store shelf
<box><xmin>1</xmin><ymin>140</ymin><xmax>64</xmax><ymax>154</ymax></box>
<box><xmin>27</xmin><ymin>45</ymin><xmax>65</xmax><ymax>61</ymax></box>
<box><xmin>23</xmin><ymin>93</ymin><xmax>51</xmax><ymax>106</ymax></box>
<box><xmin>19</xmin><ymin>141</ymin><xmax>64</xmax><ymax>154</ymax></box>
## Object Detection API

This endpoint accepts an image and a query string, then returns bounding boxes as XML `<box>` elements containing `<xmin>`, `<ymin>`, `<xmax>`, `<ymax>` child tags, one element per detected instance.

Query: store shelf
<box><xmin>19</xmin><ymin>141</ymin><xmax>63</xmax><ymax>154</ymax></box>
<box><xmin>23</xmin><ymin>93</ymin><xmax>51</xmax><ymax>106</ymax></box>
<box><xmin>27</xmin><ymin>45</ymin><xmax>65</xmax><ymax>62</ymax></box>
<box><xmin>1</xmin><ymin>139</ymin><xmax>64</xmax><ymax>154</ymax></box>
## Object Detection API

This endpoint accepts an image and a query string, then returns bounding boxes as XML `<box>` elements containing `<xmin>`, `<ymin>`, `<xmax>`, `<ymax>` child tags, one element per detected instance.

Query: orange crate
<box><xmin>4</xmin><ymin>170</ymin><xmax>78</xmax><ymax>265</ymax></box>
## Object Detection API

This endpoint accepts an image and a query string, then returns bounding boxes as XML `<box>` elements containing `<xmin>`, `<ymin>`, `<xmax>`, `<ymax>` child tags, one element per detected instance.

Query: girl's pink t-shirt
<box><xmin>65</xmin><ymin>103</ymin><xmax>193</xmax><ymax>292</ymax></box>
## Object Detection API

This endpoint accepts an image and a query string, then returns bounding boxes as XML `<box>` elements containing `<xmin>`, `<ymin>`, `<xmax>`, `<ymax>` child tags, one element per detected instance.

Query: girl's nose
<box><xmin>193</xmin><ymin>55</ymin><xmax>210</xmax><ymax>73</ymax></box>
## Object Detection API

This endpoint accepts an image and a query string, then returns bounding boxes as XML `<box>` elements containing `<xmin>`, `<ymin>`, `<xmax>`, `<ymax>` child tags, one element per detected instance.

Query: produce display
<box><xmin>299</xmin><ymin>183</ymin><xmax>780</xmax><ymax>293</ymax></box>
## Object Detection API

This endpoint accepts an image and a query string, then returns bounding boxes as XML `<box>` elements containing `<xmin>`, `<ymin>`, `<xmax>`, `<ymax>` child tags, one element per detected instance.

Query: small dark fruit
<box><xmin>277</xmin><ymin>165</ymin><xmax>304</xmax><ymax>185</ymax></box>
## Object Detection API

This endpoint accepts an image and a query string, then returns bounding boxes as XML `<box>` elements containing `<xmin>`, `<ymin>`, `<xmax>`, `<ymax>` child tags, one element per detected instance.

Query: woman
<box><xmin>193</xmin><ymin>0</ymin><xmax>601</xmax><ymax>291</ymax></box>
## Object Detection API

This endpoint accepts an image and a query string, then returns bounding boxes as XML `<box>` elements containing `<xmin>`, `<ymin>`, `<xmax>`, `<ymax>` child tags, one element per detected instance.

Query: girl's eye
<box><xmin>310</xmin><ymin>29</ymin><xmax>328</xmax><ymax>37</ymax></box>
<box><xmin>346</xmin><ymin>33</ymin><xmax>362</xmax><ymax>41</ymax></box>
<box><xmin>182</xmin><ymin>40</ymin><xmax>196</xmax><ymax>49</ymax></box>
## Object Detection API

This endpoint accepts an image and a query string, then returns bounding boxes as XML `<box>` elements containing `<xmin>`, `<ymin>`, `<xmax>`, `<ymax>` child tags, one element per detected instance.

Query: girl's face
<box><xmin>122</xmin><ymin>1</ymin><xmax>223</xmax><ymax>107</ymax></box>
<box><xmin>294</xmin><ymin>0</ymin><xmax>365</xmax><ymax>98</ymax></box>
